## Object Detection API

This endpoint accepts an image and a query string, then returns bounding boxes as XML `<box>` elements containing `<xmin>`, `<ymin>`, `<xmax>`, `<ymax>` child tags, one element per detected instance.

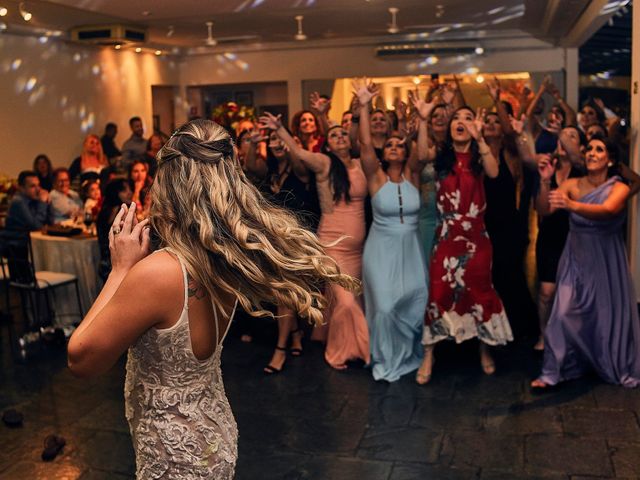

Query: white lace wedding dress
<box><xmin>124</xmin><ymin>249</ymin><xmax>238</xmax><ymax>479</ymax></box>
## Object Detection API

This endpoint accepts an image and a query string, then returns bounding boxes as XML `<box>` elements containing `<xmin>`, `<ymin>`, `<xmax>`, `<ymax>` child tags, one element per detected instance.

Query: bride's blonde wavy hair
<box><xmin>150</xmin><ymin>119</ymin><xmax>357</xmax><ymax>326</ymax></box>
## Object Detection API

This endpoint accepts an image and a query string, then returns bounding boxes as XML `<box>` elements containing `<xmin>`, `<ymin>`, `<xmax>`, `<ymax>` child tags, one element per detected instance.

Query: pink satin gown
<box><xmin>314</xmin><ymin>163</ymin><xmax>370</xmax><ymax>368</ymax></box>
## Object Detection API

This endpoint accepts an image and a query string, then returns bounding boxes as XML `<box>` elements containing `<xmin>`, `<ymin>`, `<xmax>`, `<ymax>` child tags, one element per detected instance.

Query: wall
<box><xmin>0</xmin><ymin>34</ymin><xmax>179</xmax><ymax>176</ymax></box>
<box><xmin>178</xmin><ymin>40</ymin><xmax>572</xmax><ymax>121</ymax></box>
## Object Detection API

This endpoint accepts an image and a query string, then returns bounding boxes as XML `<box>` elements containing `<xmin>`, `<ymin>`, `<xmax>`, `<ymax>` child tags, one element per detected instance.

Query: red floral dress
<box><xmin>423</xmin><ymin>151</ymin><xmax>512</xmax><ymax>346</ymax></box>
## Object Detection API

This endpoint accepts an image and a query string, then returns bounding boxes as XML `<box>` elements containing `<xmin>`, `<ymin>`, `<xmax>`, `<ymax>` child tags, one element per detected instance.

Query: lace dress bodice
<box><xmin>124</xmin><ymin>249</ymin><xmax>238</xmax><ymax>479</ymax></box>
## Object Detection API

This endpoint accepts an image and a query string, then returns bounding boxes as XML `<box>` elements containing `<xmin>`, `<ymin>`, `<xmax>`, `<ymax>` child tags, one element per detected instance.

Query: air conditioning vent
<box><xmin>70</xmin><ymin>25</ymin><xmax>147</xmax><ymax>45</ymax></box>
<box><xmin>376</xmin><ymin>43</ymin><xmax>476</xmax><ymax>57</ymax></box>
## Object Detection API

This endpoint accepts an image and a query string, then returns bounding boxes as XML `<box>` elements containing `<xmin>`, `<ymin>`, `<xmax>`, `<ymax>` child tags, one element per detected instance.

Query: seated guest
<box><xmin>69</xmin><ymin>134</ymin><xmax>109</xmax><ymax>187</ymax></box>
<box><xmin>33</xmin><ymin>154</ymin><xmax>54</xmax><ymax>191</ymax></box>
<box><xmin>96</xmin><ymin>179</ymin><xmax>132</xmax><ymax>281</ymax></box>
<box><xmin>81</xmin><ymin>179</ymin><xmax>102</xmax><ymax>221</ymax></box>
<box><xmin>121</xmin><ymin>116</ymin><xmax>147</xmax><ymax>171</ymax></box>
<box><xmin>101</xmin><ymin>122</ymin><xmax>121</xmax><ymax>162</ymax></box>
<box><xmin>0</xmin><ymin>170</ymin><xmax>49</xmax><ymax>252</ymax></box>
<box><xmin>49</xmin><ymin>168</ymin><xmax>82</xmax><ymax>224</ymax></box>
<box><xmin>129</xmin><ymin>160</ymin><xmax>152</xmax><ymax>219</ymax></box>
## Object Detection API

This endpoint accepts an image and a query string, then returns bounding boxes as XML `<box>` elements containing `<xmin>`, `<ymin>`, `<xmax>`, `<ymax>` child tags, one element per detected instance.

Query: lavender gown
<box><xmin>539</xmin><ymin>177</ymin><xmax>640</xmax><ymax>387</ymax></box>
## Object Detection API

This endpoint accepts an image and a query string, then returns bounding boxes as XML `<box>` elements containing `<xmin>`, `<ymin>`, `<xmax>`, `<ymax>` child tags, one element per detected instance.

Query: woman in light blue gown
<box><xmin>355</xmin><ymin>81</ymin><xmax>429</xmax><ymax>382</ymax></box>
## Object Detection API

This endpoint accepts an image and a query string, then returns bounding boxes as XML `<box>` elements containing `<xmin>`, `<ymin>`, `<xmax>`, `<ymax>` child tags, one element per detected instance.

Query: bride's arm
<box><xmin>68</xmin><ymin>205</ymin><xmax>180</xmax><ymax>377</ymax></box>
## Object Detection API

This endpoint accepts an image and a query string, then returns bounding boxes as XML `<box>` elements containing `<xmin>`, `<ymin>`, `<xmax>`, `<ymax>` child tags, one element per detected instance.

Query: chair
<box><xmin>1</xmin><ymin>236</ymin><xmax>83</xmax><ymax>331</ymax></box>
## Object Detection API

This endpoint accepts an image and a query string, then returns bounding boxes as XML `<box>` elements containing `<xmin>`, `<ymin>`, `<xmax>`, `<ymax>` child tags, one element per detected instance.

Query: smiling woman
<box><xmin>533</xmin><ymin>134</ymin><xmax>640</xmax><ymax>389</ymax></box>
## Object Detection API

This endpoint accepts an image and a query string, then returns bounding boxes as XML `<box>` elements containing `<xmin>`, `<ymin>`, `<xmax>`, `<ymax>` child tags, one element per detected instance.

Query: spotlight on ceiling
<box><xmin>474</xmin><ymin>46</ymin><xmax>484</xmax><ymax>55</ymax></box>
<box><xmin>294</xmin><ymin>15</ymin><xmax>307</xmax><ymax>41</ymax></box>
<box><xmin>19</xmin><ymin>2</ymin><xmax>31</xmax><ymax>21</ymax></box>
<box><xmin>0</xmin><ymin>7</ymin><xmax>7</xmax><ymax>16</ymax></box>
<box><xmin>155</xmin><ymin>50</ymin><xmax>162</xmax><ymax>56</ymax></box>
<box><xmin>135</xmin><ymin>47</ymin><xmax>142</xmax><ymax>53</ymax></box>
<box><xmin>114</xmin><ymin>44</ymin><xmax>122</xmax><ymax>50</ymax></box>
<box><xmin>167</xmin><ymin>25</ymin><xmax>174</xmax><ymax>38</ymax></box>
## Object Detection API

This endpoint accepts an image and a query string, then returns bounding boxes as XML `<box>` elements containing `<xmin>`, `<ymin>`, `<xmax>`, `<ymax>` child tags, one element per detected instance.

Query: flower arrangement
<box><xmin>0</xmin><ymin>173</ymin><xmax>18</xmax><ymax>206</ymax></box>
<box><xmin>210</xmin><ymin>101</ymin><xmax>256</xmax><ymax>134</ymax></box>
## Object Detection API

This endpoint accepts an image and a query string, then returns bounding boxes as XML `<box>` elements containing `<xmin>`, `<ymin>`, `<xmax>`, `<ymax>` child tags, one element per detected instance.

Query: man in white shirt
<box><xmin>49</xmin><ymin>168</ymin><xmax>82</xmax><ymax>224</ymax></box>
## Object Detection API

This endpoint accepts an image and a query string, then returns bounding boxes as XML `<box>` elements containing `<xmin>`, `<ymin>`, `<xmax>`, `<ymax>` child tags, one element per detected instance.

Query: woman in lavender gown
<box><xmin>532</xmin><ymin>135</ymin><xmax>640</xmax><ymax>389</ymax></box>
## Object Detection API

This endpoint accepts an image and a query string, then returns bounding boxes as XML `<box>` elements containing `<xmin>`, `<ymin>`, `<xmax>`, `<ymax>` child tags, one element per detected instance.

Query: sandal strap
<box><xmin>274</xmin><ymin>345</ymin><xmax>287</xmax><ymax>352</ymax></box>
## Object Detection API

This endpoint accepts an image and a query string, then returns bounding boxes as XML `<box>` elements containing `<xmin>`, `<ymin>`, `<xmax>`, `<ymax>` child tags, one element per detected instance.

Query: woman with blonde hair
<box><xmin>67</xmin><ymin>119</ymin><xmax>355</xmax><ymax>479</ymax></box>
<box><xmin>69</xmin><ymin>134</ymin><xmax>109</xmax><ymax>187</ymax></box>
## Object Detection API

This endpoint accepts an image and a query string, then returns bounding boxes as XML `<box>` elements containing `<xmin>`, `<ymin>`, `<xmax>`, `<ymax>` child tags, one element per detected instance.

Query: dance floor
<box><xmin>1</xmin><ymin>318</ymin><xmax>640</xmax><ymax>479</ymax></box>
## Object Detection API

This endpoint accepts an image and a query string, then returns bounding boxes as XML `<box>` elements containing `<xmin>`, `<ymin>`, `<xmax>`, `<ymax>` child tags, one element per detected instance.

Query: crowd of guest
<box><xmin>3</xmin><ymin>75</ymin><xmax>640</xmax><ymax>392</ymax></box>
<box><xmin>239</xmin><ymin>76</ymin><xmax>640</xmax><ymax>391</ymax></box>
<box><xmin>1</xmin><ymin>116</ymin><xmax>165</xmax><ymax>283</ymax></box>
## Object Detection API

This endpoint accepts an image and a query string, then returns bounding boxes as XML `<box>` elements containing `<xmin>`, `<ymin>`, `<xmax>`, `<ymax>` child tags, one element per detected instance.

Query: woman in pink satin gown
<box><xmin>260</xmin><ymin>112</ymin><xmax>370</xmax><ymax>369</ymax></box>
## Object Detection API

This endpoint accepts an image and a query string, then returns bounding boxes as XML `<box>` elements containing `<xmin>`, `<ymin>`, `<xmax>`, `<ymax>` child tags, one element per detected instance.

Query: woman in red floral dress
<box><xmin>409</xmin><ymin>100</ymin><xmax>513</xmax><ymax>384</ymax></box>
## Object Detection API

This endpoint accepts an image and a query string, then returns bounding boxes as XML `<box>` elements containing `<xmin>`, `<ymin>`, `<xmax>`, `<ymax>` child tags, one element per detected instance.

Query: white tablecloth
<box><xmin>30</xmin><ymin>231</ymin><xmax>100</xmax><ymax>324</ymax></box>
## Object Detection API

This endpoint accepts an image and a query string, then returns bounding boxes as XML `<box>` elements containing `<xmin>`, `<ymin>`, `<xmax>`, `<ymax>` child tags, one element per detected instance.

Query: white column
<box><xmin>564</xmin><ymin>48</ymin><xmax>579</xmax><ymax>111</ymax></box>
<box><xmin>287</xmin><ymin>78</ymin><xmax>303</xmax><ymax>122</ymax></box>
<box><xmin>630</xmin><ymin>2</ymin><xmax>640</xmax><ymax>301</ymax></box>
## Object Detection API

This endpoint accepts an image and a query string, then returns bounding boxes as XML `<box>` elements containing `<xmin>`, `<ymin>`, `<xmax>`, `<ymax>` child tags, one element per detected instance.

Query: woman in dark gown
<box><xmin>244</xmin><ymin>128</ymin><xmax>320</xmax><ymax>373</ymax></box>
<box><xmin>532</xmin><ymin>136</ymin><xmax>640</xmax><ymax>388</ymax></box>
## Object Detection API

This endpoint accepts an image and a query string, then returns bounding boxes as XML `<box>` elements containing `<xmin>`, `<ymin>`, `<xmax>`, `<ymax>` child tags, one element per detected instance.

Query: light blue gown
<box><xmin>362</xmin><ymin>178</ymin><xmax>428</xmax><ymax>382</ymax></box>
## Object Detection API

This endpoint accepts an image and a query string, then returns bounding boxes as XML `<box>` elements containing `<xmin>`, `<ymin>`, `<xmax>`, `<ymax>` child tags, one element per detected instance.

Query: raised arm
<box><xmin>243</xmin><ymin>129</ymin><xmax>268</xmax><ymax>177</ymax></box>
<box><xmin>509</xmin><ymin>114</ymin><xmax>537</xmax><ymax>168</ymax></box>
<box><xmin>550</xmin><ymin>180</ymin><xmax>630</xmax><ymax>219</ymax></box>
<box><xmin>487</xmin><ymin>76</ymin><xmax>515</xmax><ymax>137</ymax></box>
<box><xmin>468</xmin><ymin>108</ymin><xmax>499</xmax><ymax>178</ymax></box>
<box><xmin>353</xmin><ymin>80</ymin><xmax>383</xmax><ymax>180</ymax></box>
<box><xmin>525</xmin><ymin>77</ymin><xmax>548</xmax><ymax>123</ymax></box>
<box><xmin>258</xmin><ymin>112</ymin><xmax>328</xmax><ymax>175</ymax></box>
<box><xmin>407</xmin><ymin>88</ymin><xmax>436</xmax><ymax>172</ymax></box>
<box><xmin>309</xmin><ymin>91</ymin><xmax>331</xmax><ymax>136</ymax></box>
<box><xmin>548</xmin><ymin>82</ymin><xmax>577</xmax><ymax>127</ymax></box>
<box><xmin>535</xmin><ymin>154</ymin><xmax>555</xmax><ymax>216</ymax></box>
<box><xmin>348</xmin><ymin>95</ymin><xmax>361</xmax><ymax>157</ymax></box>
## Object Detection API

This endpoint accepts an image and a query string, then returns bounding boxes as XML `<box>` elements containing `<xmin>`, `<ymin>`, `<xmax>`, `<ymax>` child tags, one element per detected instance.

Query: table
<box><xmin>30</xmin><ymin>231</ymin><xmax>100</xmax><ymax>325</ymax></box>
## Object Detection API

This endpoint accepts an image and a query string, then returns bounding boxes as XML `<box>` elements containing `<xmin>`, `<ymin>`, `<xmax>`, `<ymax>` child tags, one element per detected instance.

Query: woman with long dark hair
<box><xmin>532</xmin><ymin>135</ymin><xmax>640</xmax><ymax>388</ymax></box>
<box><xmin>260</xmin><ymin>112</ymin><xmax>370</xmax><ymax>370</ymax></box>
<box><xmin>68</xmin><ymin>119</ymin><xmax>356</xmax><ymax>478</ymax></box>
<box><xmin>33</xmin><ymin>154</ymin><xmax>54</xmax><ymax>191</ymax></box>
<box><xmin>410</xmin><ymin>102</ymin><xmax>512</xmax><ymax>384</ymax></box>
<box><xmin>244</xmin><ymin>127</ymin><xmax>320</xmax><ymax>373</ymax></box>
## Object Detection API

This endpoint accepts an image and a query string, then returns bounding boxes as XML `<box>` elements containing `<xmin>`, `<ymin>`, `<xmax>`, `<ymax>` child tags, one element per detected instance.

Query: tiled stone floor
<box><xmin>1</xmin><ymin>317</ymin><xmax>640</xmax><ymax>480</ymax></box>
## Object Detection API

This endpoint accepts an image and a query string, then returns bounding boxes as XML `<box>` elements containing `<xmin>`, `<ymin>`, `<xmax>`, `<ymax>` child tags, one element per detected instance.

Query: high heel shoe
<box><xmin>264</xmin><ymin>346</ymin><xmax>287</xmax><ymax>375</ymax></box>
<box><xmin>289</xmin><ymin>328</ymin><xmax>304</xmax><ymax>357</ymax></box>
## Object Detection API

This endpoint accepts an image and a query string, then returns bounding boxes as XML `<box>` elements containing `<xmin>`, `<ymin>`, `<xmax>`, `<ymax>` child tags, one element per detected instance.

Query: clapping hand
<box><xmin>109</xmin><ymin>202</ymin><xmax>151</xmax><ymax>274</ymax></box>
<box><xmin>548</xmin><ymin>189</ymin><xmax>570</xmax><ymax>210</ymax></box>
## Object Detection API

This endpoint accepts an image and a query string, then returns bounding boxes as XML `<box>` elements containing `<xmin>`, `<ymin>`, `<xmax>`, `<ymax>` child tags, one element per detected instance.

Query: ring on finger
<box><xmin>112</xmin><ymin>226</ymin><xmax>121</xmax><ymax>235</ymax></box>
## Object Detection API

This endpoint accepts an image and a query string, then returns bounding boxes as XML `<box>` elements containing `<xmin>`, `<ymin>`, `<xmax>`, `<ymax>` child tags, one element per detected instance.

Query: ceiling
<box><xmin>0</xmin><ymin>0</ymin><xmax>628</xmax><ymax>53</ymax></box>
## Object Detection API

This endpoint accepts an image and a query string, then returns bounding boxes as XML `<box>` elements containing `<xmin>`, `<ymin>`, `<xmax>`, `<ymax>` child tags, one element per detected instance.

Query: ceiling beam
<box><xmin>560</xmin><ymin>0</ymin><xmax>614</xmax><ymax>47</ymax></box>
<box><xmin>541</xmin><ymin>0</ymin><xmax>562</xmax><ymax>36</ymax></box>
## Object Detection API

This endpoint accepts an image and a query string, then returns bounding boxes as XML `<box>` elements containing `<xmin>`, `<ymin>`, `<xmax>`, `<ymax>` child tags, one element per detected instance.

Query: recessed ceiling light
<box><xmin>475</xmin><ymin>46</ymin><xmax>484</xmax><ymax>55</ymax></box>
<box><xmin>115</xmin><ymin>44</ymin><xmax>121</xmax><ymax>50</ymax></box>
<box><xmin>155</xmin><ymin>50</ymin><xmax>161</xmax><ymax>56</ymax></box>
<box><xmin>135</xmin><ymin>47</ymin><xmax>142</xmax><ymax>53</ymax></box>
<box><xmin>19</xmin><ymin>2</ymin><xmax>31</xmax><ymax>21</ymax></box>
<box><xmin>0</xmin><ymin>7</ymin><xmax>7</xmax><ymax>16</ymax></box>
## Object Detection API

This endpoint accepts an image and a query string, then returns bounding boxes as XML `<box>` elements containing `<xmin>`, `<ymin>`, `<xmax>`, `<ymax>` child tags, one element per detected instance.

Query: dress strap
<box><xmin>216</xmin><ymin>299</ymin><xmax>238</xmax><ymax>345</ymax></box>
<box><xmin>163</xmin><ymin>247</ymin><xmax>189</xmax><ymax>312</ymax></box>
